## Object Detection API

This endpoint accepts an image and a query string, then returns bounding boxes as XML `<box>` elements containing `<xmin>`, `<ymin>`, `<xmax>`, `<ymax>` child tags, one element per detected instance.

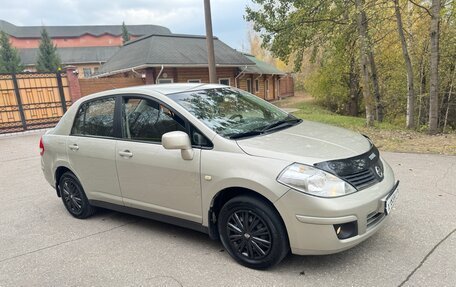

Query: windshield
<box><xmin>168</xmin><ymin>88</ymin><xmax>300</xmax><ymax>138</ymax></box>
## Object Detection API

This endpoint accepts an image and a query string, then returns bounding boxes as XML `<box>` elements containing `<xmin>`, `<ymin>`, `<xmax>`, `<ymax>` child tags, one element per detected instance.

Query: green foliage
<box><xmin>122</xmin><ymin>21</ymin><xmax>130</xmax><ymax>44</ymax></box>
<box><xmin>375</xmin><ymin>41</ymin><xmax>408</xmax><ymax>122</ymax></box>
<box><xmin>439</xmin><ymin>1</ymin><xmax>456</xmax><ymax>130</ymax></box>
<box><xmin>246</xmin><ymin>0</ymin><xmax>351</xmax><ymax>71</ymax></box>
<box><xmin>306</xmin><ymin>30</ymin><xmax>359</xmax><ymax>114</ymax></box>
<box><xmin>246</xmin><ymin>0</ymin><xmax>364</xmax><ymax>116</ymax></box>
<box><xmin>247</xmin><ymin>0</ymin><xmax>456</xmax><ymax>130</ymax></box>
<box><xmin>305</xmin><ymin>63</ymin><xmax>349</xmax><ymax>113</ymax></box>
<box><xmin>36</xmin><ymin>28</ymin><xmax>61</xmax><ymax>72</ymax></box>
<box><xmin>0</xmin><ymin>31</ymin><xmax>23</xmax><ymax>73</ymax></box>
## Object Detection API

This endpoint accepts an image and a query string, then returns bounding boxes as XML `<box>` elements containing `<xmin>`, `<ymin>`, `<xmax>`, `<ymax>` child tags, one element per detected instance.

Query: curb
<box><xmin>0</xmin><ymin>128</ymin><xmax>50</xmax><ymax>138</ymax></box>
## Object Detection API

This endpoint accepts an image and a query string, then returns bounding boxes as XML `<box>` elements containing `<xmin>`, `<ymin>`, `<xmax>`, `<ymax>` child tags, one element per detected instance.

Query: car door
<box><xmin>115</xmin><ymin>95</ymin><xmax>202</xmax><ymax>223</ymax></box>
<box><xmin>67</xmin><ymin>96</ymin><xmax>123</xmax><ymax>205</ymax></box>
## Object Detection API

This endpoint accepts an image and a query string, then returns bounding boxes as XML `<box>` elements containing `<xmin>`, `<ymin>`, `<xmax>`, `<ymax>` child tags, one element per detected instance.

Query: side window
<box><xmin>122</xmin><ymin>97</ymin><xmax>186</xmax><ymax>142</ymax></box>
<box><xmin>72</xmin><ymin>97</ymin><xmax>116</xmax><ymax>137</ymax></box>
<box><xmin>190</xmin><ymin>125</ymin><xmax>213</xmax><ymax>148</ymax></box>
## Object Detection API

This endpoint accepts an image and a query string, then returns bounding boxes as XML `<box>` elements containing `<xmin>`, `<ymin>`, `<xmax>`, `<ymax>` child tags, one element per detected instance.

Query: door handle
<box><xmin>68</xmin><ymin>144</ymin><xmax>79</xmax><ymax>151</ymax></box>
<box><xmin>118</xmin><ymin>150</ymin><xmax>133</xmax><ymax>158</ymax></box>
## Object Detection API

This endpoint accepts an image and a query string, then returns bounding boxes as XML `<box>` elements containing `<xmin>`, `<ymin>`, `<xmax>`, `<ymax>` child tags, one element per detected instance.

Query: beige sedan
<box><xmin>41</xmin><ymin>84</ymin><xmax>399</xmax><ymax>269</ymax></box>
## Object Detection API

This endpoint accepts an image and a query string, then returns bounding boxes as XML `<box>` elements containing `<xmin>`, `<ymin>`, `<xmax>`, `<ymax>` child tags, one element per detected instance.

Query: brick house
<box><xmin>0</xmin><ymin>20</ymin><xmax>169</xmax><ymax>77</ymax></box>
<box><xmin>19</xmin><ymin>46</ymin><xmax>120</xmax><ymax>77</ymax></box>
<box><xmin>1</xmin><ymin>19</ymin><xmax>293</xmax><ymax>99</ymax></box>
<box><xmin>96</xmin><ymin>34</ymin><xmax>292</xmax><ymax>100</ymax></box>
<box><xmin>0</xmin><ymin>19</ymin><xmax>170</xmax><ymax>48</ymax></box>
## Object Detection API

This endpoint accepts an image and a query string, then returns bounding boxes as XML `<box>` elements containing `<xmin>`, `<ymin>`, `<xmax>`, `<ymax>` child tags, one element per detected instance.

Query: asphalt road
<box><xmin>0</xmin><ymin>132</ymin><xmax>455</xmax><ymax>287</ymax></box>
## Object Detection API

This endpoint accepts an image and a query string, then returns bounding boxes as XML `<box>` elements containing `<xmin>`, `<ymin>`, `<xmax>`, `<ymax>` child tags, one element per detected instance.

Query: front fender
<box><xmin>200</xmin><ymin>150</ymin><xmax>291</xmax><ymax>227</ymax></box>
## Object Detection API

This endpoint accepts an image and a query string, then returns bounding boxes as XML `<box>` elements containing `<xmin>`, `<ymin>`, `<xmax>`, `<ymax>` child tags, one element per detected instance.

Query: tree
<box><xmin>440</xmin><ymin>1</ymin><xmax>456</xmax><ymax>132</ymax></box>
<box><xmin>0</xmin><ymin>31</ymin><xmax>23</xmax><ymax>73</ymax></box>
<box><xmin>247</xmin><ymin>27</ymin><xmax>291</xmax><ymax>71</ymax></box>
<box><xmin>394</xmin><ymin>0</ymin><xmax>415</xmax><ymax>129</ymax></box>
<box><xmin>369</xmin><ymin>48</ymin><xmax>383</xmax><ymax>122</ymax></box>
<box><xmin>36</xmin><ymin>28</ymin><xmax>61</xmax><ymax>72</ymax></box>
<box><xmin>121</xmin><ymin>21</ymin><xmax>130</xmax><ymax>44</ymax></box>
<box><xmin>246</xmin><ymin>0</ymin><xmax>456</xmax><ymax>131</ymax></box>
<box><xmin>246</xmin><ymin>0</ymin><xmax>380</xmax><ymax>126</ymax></box>
<box><xmin>248</xmin><ymin>29</ymin><xmax>268</xmax><ymax>60</ymax></box>
<box><xmin>428</xmin><ymin>0</ymin><xmax>441</xmax><ymax>134</ymax></box>
<box><xmin>355</xmin><ymin>0</ymin><xmax>375</xmax><ymax>126</ymax></box>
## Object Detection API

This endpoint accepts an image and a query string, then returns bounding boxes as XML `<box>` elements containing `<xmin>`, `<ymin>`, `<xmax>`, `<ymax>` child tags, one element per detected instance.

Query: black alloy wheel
<box><xmin>59</xmin><ymin>172</ymin><xmax>95</xmax><ymax>219</ymax></box>
<box><xmin>218</xmin><ymin>195</ymin><xmax>289</xmax><ymax>269</ymax></box>
<box><xmin>226</xmin><ymin>210</ymin><xmax>272</xmax><ymax>260</ymax></box>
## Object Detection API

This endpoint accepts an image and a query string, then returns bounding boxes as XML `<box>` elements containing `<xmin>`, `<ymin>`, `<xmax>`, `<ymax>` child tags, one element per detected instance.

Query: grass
<box><xmin>273</xmin><ymin>93</ymin><xmax>456</xmax><ymax>155</ymax></box>
<box><xmin>292</xmin><ymin>101</ymin><xmax>401</xmax><ymax>131</ymax></box>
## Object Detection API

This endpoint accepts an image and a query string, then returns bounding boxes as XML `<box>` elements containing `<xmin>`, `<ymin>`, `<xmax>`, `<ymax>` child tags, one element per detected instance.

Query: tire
<box><xmin>217</xmin><ymin>195</ymin><xmax>289</xmax><ymax>269</ymax></box>
<box><xmin>59</xmin><ymin>172</ymin><xmax>95</xmax><ymax>219</ymax></box>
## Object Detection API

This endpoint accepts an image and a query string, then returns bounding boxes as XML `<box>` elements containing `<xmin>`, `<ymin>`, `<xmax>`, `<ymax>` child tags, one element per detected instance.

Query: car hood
<box><xmin>236</xmin><ymin>121</ymin><xmax>371</xmax><ymax>165</ymax></box>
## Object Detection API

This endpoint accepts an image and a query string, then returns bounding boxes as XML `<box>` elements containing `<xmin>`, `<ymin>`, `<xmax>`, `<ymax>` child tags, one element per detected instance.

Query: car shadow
<box><xmin>91</xmin><ymin>207</ymin><xmax>221</xmax><ymax>248</ymax></box>
<box><xmin>89</xmin><ymin>207</ymin><xmax>377</xmax><ymax>273</ymax></box>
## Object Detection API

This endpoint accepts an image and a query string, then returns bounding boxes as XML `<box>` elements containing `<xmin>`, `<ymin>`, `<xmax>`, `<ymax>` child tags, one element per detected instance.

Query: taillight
<box><xmin>39</xmin><ymin>137</ymin><xmax>45</xmax><ymax>156</ymax></box>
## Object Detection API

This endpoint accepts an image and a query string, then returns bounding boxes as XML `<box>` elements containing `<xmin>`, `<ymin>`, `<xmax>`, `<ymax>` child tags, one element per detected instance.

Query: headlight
<box><xmin>277</xmin><ymin>163</ymin><xmax>357</xmax><ymax>197</ymax></box>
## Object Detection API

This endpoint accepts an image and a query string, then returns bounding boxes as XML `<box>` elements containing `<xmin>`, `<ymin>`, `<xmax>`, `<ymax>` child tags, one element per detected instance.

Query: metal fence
<box><xmin>0</xmin><ymin>72</ymin><xmax>71</xmax><ymax>134</ymax></box>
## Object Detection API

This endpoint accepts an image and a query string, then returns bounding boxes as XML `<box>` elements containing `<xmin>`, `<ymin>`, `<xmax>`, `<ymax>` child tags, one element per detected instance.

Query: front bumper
<box><xmin>274</xmin><ymin>158</ymin><xmax>398</xmax><ymax>255</ymax></box>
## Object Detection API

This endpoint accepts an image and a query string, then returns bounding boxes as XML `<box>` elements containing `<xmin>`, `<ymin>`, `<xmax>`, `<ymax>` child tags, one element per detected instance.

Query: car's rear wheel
<box><xmin>59</xmin><ymin>172</ymin><xmax>95</xmax><ymax>219</ymax></box>
<box><xmin>217</xmin><ymin>195</ymin><xmax>289</xmax><ymax>269</ymax></box>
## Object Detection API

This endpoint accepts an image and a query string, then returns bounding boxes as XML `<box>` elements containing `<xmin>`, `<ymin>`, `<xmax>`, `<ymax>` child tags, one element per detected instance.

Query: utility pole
<box><xmin>204</xmin><ymin>0</ymin><xmax>217</xmax><ymax>83</ymax></box>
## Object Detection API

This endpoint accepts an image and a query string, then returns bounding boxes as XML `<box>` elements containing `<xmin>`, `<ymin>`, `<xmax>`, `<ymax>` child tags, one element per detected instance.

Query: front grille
<box><xmin>342</xmin><ymin>169</ymin><xmax>377</xmax><ymax>190</ymax></box>
<box><xmin>366</xmin><ymin>211</ymin><xmax>385</xmax><ymax>229</ymax></box>
<box><xmin>314</xmin><ymin>144</ymin><xmax>384</xmax><ymax>191</ymax></box>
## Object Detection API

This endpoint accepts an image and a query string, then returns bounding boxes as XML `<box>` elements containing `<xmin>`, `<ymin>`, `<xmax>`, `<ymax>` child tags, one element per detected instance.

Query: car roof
<box><xmin>141</xmin><ymin>83</ymin><xmax>229</xmax><ymax>95</ymax></box>
<box><xmin>99</xmin><ymin>83</ymin><xmax>227</xmax><ymax>96</ymax></box>
<box><xmin>75</xmin><ymin>83</ymin><xmax>230</xmax><ymax>106</ymax></box>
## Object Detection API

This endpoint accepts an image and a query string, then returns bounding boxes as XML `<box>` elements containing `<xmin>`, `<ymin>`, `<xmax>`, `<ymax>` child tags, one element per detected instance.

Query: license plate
<box><xmin>385</xmin><ymin>187</ymin><xmax>399</xmax><ymax>215</ymax></box>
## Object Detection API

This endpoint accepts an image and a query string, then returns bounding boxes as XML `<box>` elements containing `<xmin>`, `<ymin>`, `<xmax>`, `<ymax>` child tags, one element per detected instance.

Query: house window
<box><xmin>83</xmin><ymin>68</ymin><xmax>92</xmax><ymax>78</ymax></box>
<box><xmin>246</xmin><ymin>78</ymin><xmax>252</xmax><ymax>93</ymax></box>
<box><xmin>265</xmin><ymin>79</ymin><xmax>269</xmax><ymax>98</ymax></box>
<box><xmin>187</xmin><ymin>79</ymin><xmax>201</xmax><ymax>83</ymax></box>
<box><xmin>219</xmin><ymin>78</ymin><xmax>230</xmax><ymax>86</ymax></box>
<box><xmin>157</xmin><ymin>79</ymin><xmax>173</xmax><ymax>84</ymax></box>
<box><xmin>93</xmin><ymin>67</ymin><xmax>99</xmax><ymax>74</ymax></box>
<box><xmin>255</xmin><ymin>79</ymin><xmax>259</xmax><ymax>93</ymax></box>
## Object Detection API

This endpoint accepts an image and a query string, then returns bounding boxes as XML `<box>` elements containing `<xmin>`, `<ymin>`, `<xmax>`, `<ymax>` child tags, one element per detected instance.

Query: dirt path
<box><xmin>273</xmin><ymin>91</ymin><xmax>313</xmax><ymax>108</ymax></box>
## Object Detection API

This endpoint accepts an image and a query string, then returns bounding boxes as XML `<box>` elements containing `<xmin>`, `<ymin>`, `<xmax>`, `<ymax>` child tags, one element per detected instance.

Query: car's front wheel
<box><xmin>59</xmin><ymin>172</ymin><xmax>95</xmax><ymax>219</ymax></box>
<box><xmin>218</xmin><ymin>195</ymin><xmax>289</xmax><ymax>269</ymax></box>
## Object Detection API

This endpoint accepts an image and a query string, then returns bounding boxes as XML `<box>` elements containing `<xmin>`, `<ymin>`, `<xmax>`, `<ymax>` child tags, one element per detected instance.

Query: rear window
<box><xmin>71</xmin><ymin>97</ymin><xmax>116</xmax><ymax>137</ymax></box>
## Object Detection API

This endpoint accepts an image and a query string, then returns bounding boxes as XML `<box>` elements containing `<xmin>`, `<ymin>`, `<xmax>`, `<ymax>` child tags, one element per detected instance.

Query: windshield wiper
<box><xmin>260</xmin><ymin>117</ymin><xmax>302</xmax><ymax>133</ymax></box>
<box><xmin>228</xmin><ymin>118</ymin><xmax>302</xmax><ymax>140</ymax></box>
<box><xmin>228</xmin><ymin>130</ymin><xmax>264</xmax><ymax>139</ymax></box>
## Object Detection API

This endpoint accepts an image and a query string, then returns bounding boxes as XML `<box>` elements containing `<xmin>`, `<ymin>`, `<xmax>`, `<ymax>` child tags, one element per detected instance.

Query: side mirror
<box><xmin>162</xmin><ymin>131</ymin><xmax>194</xmax><ymax>160</ymax></box>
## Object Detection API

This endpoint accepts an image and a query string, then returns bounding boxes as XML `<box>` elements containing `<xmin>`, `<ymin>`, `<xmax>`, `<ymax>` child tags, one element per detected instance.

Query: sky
<box><xmin>0</xmin><ymin>0</ymin><xmax>253</xmax><ymax>51</ymax></box>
